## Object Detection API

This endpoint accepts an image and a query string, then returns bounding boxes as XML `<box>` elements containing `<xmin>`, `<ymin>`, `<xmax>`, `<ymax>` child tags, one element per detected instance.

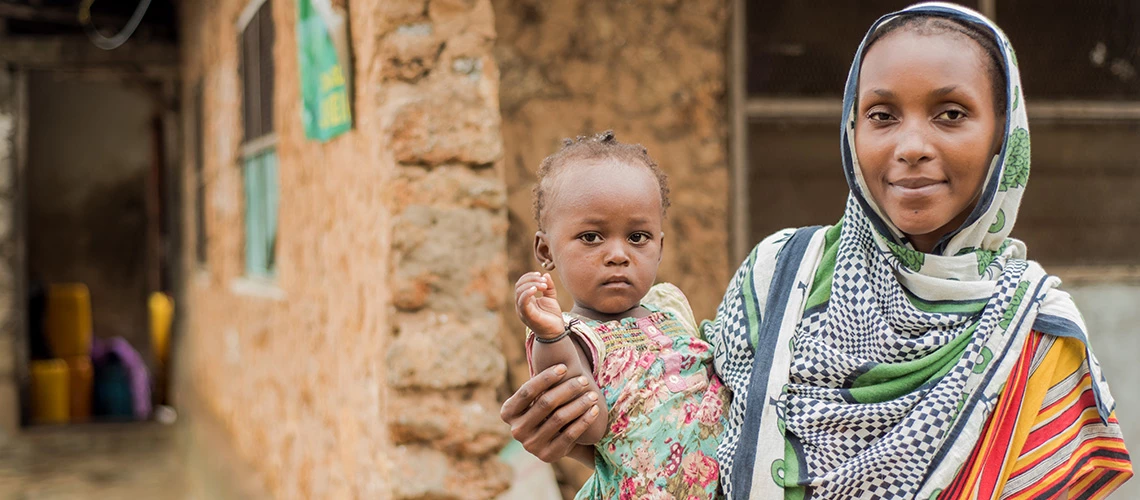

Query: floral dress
<box><xmin>542</xmin><ymin>283</ymin><xmax>730</xmax><ymax>499</ymax></box>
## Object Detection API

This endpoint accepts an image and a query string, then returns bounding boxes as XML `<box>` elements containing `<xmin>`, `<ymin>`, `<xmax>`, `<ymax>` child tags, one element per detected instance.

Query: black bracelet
<box><xmin>533</xmin><ymin>319</ymin><xmax>579</xmax><ymax>344</ymax></box>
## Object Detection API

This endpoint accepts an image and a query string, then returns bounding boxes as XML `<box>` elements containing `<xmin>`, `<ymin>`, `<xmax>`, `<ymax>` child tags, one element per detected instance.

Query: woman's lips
<box><xmin>891</xmin><ymin>177</ymin><xmax>941</xmax><ymax>189</ymax></box>
<box><xmin>889</xmin><ymin>178</ymin><xmax>946</xmax><ymax>198</ymax></box>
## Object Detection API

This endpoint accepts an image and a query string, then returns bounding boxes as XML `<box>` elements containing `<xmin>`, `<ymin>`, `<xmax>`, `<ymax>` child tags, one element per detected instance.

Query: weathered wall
<box><xmin>179</xmin><ymin>0</ymin><xmax>510</xmax><ymax>498</ymax></box>
<box><xmin>380</xmin><ymin>0</ymin><xmax>513</xmax><ymax>497</ymax></box>
<box><xmin>26</xmin><ymin>73</ymin><xmax>154</xmax><ymax>355</ymax></box>
<box><xmin>492</xmin><ymin>0</ymin><xmax>731</xmax><ymax>490</ymax></box>
<box><xmin>0</xmin><ymin>68</ymin><xmax>22</xmax><ymax>443</ymax></box>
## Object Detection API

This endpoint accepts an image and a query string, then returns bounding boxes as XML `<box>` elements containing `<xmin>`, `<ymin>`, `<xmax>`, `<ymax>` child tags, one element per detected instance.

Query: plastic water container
<box><xmin>94</xmin><ymin>359</ymin><xmax>133</xmax><ymax>419</ymax></box>
<box><xmin>149</xmin><ymin>292</ymin><xmax>174</xmax><ymax>367</ymax></box>
<box><xmin>44</xmin><ymin>284</ymin><xmax>93</xmax><ymax>358</ymax></box>
<box><xmin>65</xmin><ymin>356</ymin><xmax>93</xmax><ymax>421</ymax></box>
<box><xmin>31</xmin><ymin>359</ymin><xmax>69</xmax><ymax>424</ymax></box>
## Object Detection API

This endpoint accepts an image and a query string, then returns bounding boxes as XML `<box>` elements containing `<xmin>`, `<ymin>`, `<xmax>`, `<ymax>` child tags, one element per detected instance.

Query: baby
<box><xmin>516</xmin><ymin>131</ymin><xmax>728</xmax><ymax>499</ymax></box>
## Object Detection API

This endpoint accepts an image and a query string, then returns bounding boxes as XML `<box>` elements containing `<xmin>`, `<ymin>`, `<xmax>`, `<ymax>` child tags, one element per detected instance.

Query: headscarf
<box><xmin>708</xmin><ymin>3</ymin><xmax>1116</xmax><ymax>498</ymax></box>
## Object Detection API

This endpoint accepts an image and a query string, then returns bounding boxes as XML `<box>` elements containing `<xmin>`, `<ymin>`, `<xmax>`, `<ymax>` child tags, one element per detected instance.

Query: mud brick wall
<box><xmin>179</xmin><ymin>0</ymin><xmax>510</xmax><ymax>497</ymax></box>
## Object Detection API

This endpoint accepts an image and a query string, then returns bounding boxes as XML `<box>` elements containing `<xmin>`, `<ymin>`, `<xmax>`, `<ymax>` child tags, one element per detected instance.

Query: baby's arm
<box><xmin>515</xmin><ymin>272</ymin><xmax>608</xmax><ymax>446</ymax></box>
<box><xmin>529</xmin><ymin>329</ymin><xmax>608</xmax><ymax>445</ymax></box>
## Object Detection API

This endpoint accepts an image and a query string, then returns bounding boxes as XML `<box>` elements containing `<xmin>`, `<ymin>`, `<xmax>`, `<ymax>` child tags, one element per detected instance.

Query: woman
<box><xmin>500</xmin><ymin>4</ymin><xmax>1132</xmax><ymax>498</ymax></box>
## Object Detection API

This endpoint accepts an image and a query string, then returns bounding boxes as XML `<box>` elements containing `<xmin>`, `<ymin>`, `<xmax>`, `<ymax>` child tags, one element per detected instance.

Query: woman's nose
<box><xmin>895</xmin><ymin>121</ymin><xmax>934</xmax><ymax>167</ymax></box>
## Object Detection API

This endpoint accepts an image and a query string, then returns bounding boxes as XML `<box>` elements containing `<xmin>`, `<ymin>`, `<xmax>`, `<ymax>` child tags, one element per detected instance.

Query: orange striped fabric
<box><xmin>940</xmin><ymin>332</ymin><xmax>1132</xmax><ymax>500</ymax></box>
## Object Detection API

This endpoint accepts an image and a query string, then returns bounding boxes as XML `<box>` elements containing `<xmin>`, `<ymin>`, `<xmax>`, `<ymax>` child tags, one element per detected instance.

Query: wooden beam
<box><xmin>729</xmin><ymin>0</ymin><xmax>749</xmax><ymax>262</ymax></box>
<box><xmin>978</xmin><ymin>0</ymin><xmax>997</xmax><ymax>22</ymax></box>
<box><xmin>0</xmin><ymin>3</ymin><xmax>127</xmax><ymax>27</ymax></box>
<box><xmin>0</xmin><ymin>3</ymin><xmax>78</xmax><ymax>24</ymax></box>
<box><xmin>0</xmin><ymin>36</ymin><xmax>177</xmax><ymax>69</ymax></box>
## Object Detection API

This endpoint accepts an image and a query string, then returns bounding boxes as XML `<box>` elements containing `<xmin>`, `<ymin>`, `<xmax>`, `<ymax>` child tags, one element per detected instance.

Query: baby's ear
<box><xmin>534</xmin><ymin>231</ymin><xmax>553</xmax><ymax>267</ymax></box>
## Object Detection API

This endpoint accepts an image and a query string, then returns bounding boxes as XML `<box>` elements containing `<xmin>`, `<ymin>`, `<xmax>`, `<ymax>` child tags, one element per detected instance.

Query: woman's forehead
<box><xmin>859</xmin><ymin>30</ymin><xmax>992</xmax><ymax>92</ymax></box>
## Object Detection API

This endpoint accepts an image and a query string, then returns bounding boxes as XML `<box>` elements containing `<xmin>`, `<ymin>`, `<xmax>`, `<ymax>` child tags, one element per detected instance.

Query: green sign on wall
<box><xmin>296</xmin><ymin>0</ymin><xmax>352</xmax><ymax>142</ymax></box>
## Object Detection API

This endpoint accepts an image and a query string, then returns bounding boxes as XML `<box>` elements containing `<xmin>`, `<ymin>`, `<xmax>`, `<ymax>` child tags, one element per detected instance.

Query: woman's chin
<box><xmin>889</xmin><ymin>214</ymin><xmax>953</xmax><ymax>244</ymax></box>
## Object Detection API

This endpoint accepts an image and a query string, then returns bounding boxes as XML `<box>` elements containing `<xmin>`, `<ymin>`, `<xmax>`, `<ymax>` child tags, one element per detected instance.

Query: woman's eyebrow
<box><xmin>868</xmin><ymin>88</ymin><xmax>895</xmax><ymax>98</ymax></box>
<box><xmin>865</xmin><ymin>86</ymin><xmax>960</xmax><ymax>98</ymax></box>
<box><xmin>933</xmin><ymin>85</ymin><xmax>959</xmax><ymax>97</ymax></box>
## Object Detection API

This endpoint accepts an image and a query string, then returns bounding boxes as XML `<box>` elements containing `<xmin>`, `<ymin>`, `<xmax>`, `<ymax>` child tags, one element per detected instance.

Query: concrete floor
<box><xmin>0</xmin><ymin>417</ymin><xmax>267</xmax><ymax>500</ymax></box>
<box><xmin>0</xmin><ymin>423</ymin><xmax>182</xmax><ymax>499</ymax></box>
<box><xmin>1068</xmin><ymin>283</ymin><xmax>1140</xmax><ymax>500</ymax></box>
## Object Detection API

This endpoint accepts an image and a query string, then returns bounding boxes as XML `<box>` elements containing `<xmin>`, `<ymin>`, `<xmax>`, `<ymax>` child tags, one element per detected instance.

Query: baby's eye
<box><xmin>936</xmin><ymin>109</ymin><xmax>967</xmax><ymax>121</ymax></box>
<box><xmin>578</xmin><ymin>232</ymin><xmax>603</xmax><ymax>244</ymax></box>
<box><xmin>628</xmin><ymin>232</ymin><xmax>652</xmax><ymax>244</ymax></box>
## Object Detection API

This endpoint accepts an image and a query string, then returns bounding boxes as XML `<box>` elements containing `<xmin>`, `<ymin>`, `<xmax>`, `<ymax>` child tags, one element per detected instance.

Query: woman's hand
<box><xmin>500</xmin><ymin>364</ymin><xmax>601</xmax><ymax>464</ymax></box>
<box><xmin>515</xmin><ymin>272</ymin><xmax>565</xmax><ymax>339</ymax></box>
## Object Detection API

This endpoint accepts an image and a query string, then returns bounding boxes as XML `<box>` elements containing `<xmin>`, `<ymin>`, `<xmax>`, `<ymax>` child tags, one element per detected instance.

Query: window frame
<box><xmin>191</xmin><ymin>81</ymin><xmax>208</xmax><ymax>268</ymax></box>
<box><xmin>237</xmin><ymin>0</ymin><xmax>278</xmax><ymax>281</ymax></box>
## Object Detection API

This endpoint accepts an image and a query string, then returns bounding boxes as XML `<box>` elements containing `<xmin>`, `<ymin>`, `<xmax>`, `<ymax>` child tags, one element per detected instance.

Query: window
<box><xmin>239</xmin><ymin>0</ymin><xmax>278</xmax><ymax>278</ymax></box>
<box><xmin>242</xmin><ymin>151</ymin><xmax>278</xmax><ymax>276</ymax></box>
<box><xmin>731</xmin><ymin>0</ymin><xmax>1140</xmax><ymax>266</ymax></box>
<box><xmin>995</xmin><ymin>0</ymin><xmax>1140</xmax><ymax>100</ymax></box>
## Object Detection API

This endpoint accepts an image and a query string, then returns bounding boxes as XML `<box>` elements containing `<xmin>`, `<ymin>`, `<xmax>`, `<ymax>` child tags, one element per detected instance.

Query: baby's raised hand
<box><xmin>515</xmin><ymin>272</ymin><xmax>565</xmax><ymax>339</ymax></box>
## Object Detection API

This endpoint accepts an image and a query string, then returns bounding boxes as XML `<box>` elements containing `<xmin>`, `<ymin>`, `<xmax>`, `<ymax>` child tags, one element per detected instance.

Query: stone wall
<box><xmin>381</xmin><ymin>0</ymin><xmax>512</xmax><ymax>497</ymax></box>
<box><xmin>492</xmin><ymin>0</ymin><xmax>731</xmax><ymax>489</ymax></box>
<box><xmin>0</xmin><ymin>68</ymin><xmax>22</xmax><ymax>443</ymax></box>
<box><xmin>178</xmin><ymin>0</ymin><xmax>509</xmax><ymax>497</ymax></box>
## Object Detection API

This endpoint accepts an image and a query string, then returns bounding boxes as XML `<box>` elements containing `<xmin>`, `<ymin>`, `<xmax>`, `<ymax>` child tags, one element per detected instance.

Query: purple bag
<box><xmin>91</xmin><ymin>337</ymin><xmax>152</xmax><ymax>420</ymax></box>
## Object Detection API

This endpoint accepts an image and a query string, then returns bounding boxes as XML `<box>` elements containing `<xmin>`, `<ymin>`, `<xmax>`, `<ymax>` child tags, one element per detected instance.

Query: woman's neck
<box><xmin>908</xmin><ymin>233</ymin><xmax>940</xmax><ymax>254</ymax></box>
<box><xmin>905</xmin><ymin>206</ymin><xmax>975</xmax><ymax>253</ymax></box>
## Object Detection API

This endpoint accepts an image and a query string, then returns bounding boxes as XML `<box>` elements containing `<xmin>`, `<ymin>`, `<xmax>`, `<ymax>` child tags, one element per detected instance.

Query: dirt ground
<box><xmin>0</xmin><ymin>417</ymin><xmax>267</xmax><ymax>500</ymax></box>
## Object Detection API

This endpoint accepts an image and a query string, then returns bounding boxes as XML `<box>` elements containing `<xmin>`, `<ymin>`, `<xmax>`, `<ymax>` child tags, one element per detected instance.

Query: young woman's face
<box><xmin>855</xmin><ymin>30</ymin><xmax>1002</xmax><ymax>252</ymax></box>
<box><xmin>535</xmin><ymin>159</ymin><xmax>664</xmax><ymax>320</ymax></box>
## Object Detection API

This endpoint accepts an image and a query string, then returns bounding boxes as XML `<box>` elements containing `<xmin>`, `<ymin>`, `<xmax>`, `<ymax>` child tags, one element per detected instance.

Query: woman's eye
<box><xmin>937</xmin><ymin>109</ymin><xmax>966</xmax><ymax>121</ymax></box>
<box><xmin>579</xmin><ymin>233</ymin><xmax>602</xmax><ymax>243</ymax></box>
<box><xmin>867</xmin><ymin>111</ymin><xmax>894</xmax><ymax>122</ymax></box>
<box><xmin>628</xmin><ymin>232</ymin><xmax>651</xmax><ymax>244</ymax></box>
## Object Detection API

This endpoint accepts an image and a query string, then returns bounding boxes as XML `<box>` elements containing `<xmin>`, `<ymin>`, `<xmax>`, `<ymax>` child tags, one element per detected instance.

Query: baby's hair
<box><xmin>532</xmin><ymin>130</ymin><xmax>670</xmax><ymax>229</ymax></box>
<box><xmin>864</xmin><ymin>14</ymin><xmax>1008</xmax><ymax>117</ymax></box>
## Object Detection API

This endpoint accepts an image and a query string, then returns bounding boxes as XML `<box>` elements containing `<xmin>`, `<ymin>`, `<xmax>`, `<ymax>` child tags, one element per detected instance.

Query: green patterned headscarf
<box><xmin>841</xmin><ymin>4</ymin><xmax>1030</xmax><ymax>267</ymax></box>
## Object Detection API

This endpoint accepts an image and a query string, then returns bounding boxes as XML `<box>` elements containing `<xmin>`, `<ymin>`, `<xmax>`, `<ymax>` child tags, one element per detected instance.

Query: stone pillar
<box><xmin>492</xmin><ymin>0</ymin><xmax>731</xmax><ymax>491</ymax></box>
<box><xmin>0</xmin><ymin>66</ymin><xmax>26</xmax><ymax>443</ymax></box>
<box><xmin>379</xmin><ymin>0</ymin><xmax>512</xmax><ymax>497</ymax></box>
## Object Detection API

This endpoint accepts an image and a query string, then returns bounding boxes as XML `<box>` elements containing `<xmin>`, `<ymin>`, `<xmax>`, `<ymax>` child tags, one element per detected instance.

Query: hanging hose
<box><xmin>78</xmin><ymin>0</ymin><xmax>154</xmax><ymax>50</ymax></box>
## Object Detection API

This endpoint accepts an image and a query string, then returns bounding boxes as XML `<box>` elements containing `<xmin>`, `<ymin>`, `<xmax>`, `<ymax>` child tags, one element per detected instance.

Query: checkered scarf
<box><xmin>710</xmin><ymin>4</ymin><xmax>1117</xmax><ymax>499</ymax></box>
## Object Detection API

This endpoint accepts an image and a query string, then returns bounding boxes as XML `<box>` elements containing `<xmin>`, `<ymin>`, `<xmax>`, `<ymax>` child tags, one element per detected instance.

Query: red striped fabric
<box><xmin>939</xmin><ymin>332</ymin><xmax>1132</xmax><ymax>500</ymax></box>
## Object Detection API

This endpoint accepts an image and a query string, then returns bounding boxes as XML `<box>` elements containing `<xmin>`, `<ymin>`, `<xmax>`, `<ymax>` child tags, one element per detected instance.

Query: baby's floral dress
<box><xmin>527</xmin><ymin>283</ymin><xmax>729</xmax><ymax>499</ymax></box>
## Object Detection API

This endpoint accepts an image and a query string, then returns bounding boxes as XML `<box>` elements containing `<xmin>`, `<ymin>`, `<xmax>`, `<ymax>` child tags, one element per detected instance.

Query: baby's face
<box><xmin>538</xmin><ymin>159</ymin><xmax>664</xmax><ymax>320</ymax></box>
